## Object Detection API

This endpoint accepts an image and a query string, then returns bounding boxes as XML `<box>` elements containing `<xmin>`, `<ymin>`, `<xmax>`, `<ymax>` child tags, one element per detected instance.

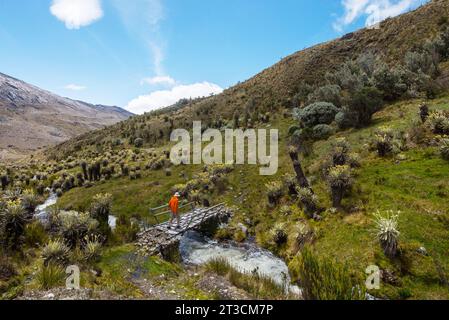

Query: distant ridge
<box><xmin>0</xmin><ymin>72</ymin><xmax>133</xmax><ymax>160</ymax></box>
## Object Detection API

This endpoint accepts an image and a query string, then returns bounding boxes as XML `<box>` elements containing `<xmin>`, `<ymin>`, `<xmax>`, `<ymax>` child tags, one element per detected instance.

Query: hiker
<box><xmin>168</xmin><ymin>192</ymin><xmax>181</xmax><ymax>229</ymax></box>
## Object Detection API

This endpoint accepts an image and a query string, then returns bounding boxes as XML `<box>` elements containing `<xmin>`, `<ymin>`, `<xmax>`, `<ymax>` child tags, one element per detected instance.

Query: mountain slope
<box><xmin>48</xmin><ymin>0</ymin><xmax>449</xmax><ymax>159</ymax></box>
<box><xmin>0</xmin><ymin>72</ymin><xmax>133</xmax><ymax>161</ymax></box>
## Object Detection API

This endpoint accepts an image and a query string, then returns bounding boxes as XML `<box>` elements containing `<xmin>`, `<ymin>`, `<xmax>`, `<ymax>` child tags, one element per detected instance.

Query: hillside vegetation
<box><xmin>2</xmin><ymin>0</ymin><xmax>449</xmax><ymax>300</ymax></box>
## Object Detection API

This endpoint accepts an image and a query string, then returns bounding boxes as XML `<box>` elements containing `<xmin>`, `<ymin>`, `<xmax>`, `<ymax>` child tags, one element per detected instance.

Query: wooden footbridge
<box><xmin>137</xmin><ymin>202</ymin><xmax>231</xmax><ymax>259</ymax></box>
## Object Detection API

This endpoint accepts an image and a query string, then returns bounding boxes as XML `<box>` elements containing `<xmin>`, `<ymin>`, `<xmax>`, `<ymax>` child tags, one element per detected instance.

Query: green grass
<box><xmin>54</xmin><ymin>96</ymin><xmax>449</xmax><ymax>299</ymax></box>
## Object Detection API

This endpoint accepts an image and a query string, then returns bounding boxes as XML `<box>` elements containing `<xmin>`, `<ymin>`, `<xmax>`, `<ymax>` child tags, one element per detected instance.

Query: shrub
<box><xmin>292</xmin><ymin>222</ymin><xmax>314</xmax><ymax>252</ymax></box>
<box><xmin>440</xmin><ymin>139</ymin><xmax>449</xmax><ymax>161</ymax></box>
<box><xmin>426</xmin><ymin>111</ymin><xmax>449</xmax><ymax>135</ymax></box>
<box><xmin>41</xmin><ymin>239</ymin><xmax>70</xmax><ymax>267</ymax></box>
<box><xmin>270</xmin><ymin>223</ymin><xmax>288</xmax><ymax>246</ymax></box>
<box><xmin>114</xmin><ymin>215</ymin><xmax>139</xmax><ymax>243</ymax></box>
<box><xmin>83</xmin><ymin>236</ymin><xmax>102</xmax><ymax>263</ymax></box>
<box><xmin>90</xmin><ymin>193</ymin><xmax>112</xmax><ymax>236</ymax></box>
<box><xmin>312</xmin><ymin>124</ymin><xmax>334</xmax><ymax>140</ymax></box>
<box><xmin>296</xmin><ymin>187</ymin><xmax>319</xmax><ymax>218</ymax></box>
<box><xmin>295</xmin><ymin>248</ymin><xmax>366</xmax><ymax>300</ymax></box>
<box><xmin>0</xmin><ymin>256</ymin><xmax>17</xmax><ymax>281</ymax></box>
<box><xmin>373</xmin><ymin>64</ymin><xmax>408</xmax><ymax>101</ymax></box>
<box><xmin>57</xmin><ymin>211</ymin><xmax>98</xmax><ymax>249</ymax></box>
<box><xmin>327</xmin><ymin>60</ymin><xmax>368</xmax><ymax>93</ymax></box>
<box><xmin>134</xmin><ymin>138</ymin><xmax>144</xmax><ymax>148</ymax></box>
<box><xmin>0</xmin><ymin>200</ymin><xmax>27</xmax><ymax>249</ymax></box>
<box><xmin>35</xmin><ymin>264</ymin><xmax>65</xmax><ymax>290</ymax></box>
<box><xmin>419</xmin><ymin>103</ymin><xmax>430</xmax><ymax>123</ymax></box>
<box><xmin>21</xmin><ymin>189</ymin><xmax>39</xmax><ymax>214</ymax></box>
<box><xmin>24</xmin><ymin>221</ymin><xmax>48</xmax><ymax>247</ymax></box>
<box><xmin>373</xmin><ymin>210</ymin><xmax>400</xmax><ymax>259</ymax></box>
<box><xmin>294</xmin><ymin>102</ymin><xmax>339</xmax><ymax>127</ymax></box>
<box><xmin>307</xmin><ymin>85</ymin><xmax>342</xmax><ymax>107</ymax></box>
<box><xmin>327</xmin><ymin>165</ymin><xmax>353</xmax><ymax>208</ymax></box>
<box><xmin>292</xmin><ymin>82</ymin><xmax>314</xmax><ymax>108</ymax></box>
<box><xmin>265</xmin><ymin>181</ymin><xmax>283</xmax><ymax>207</ymax></box>
<box><xmin>346</xmin><ymin>87</ymin><xmax>384</xmax><ymax>127</ymax></box>
<box><xmin>374</xmin><ymin>126</ymin><xmax>394</xmax><ymax>157</ymax></box>
<box><xmin>331</xmin><ymin>138</ymin><xmax>351</xmax><ymax>166</ymax></box>
<box><xmin>283</xmin><ymin>174</ymin><xmax>297</xmax><ymax>196</ymax></box>
<box><xmin>405</xmin><ymin>50</ymin><xmax>439</xmax><ymax>77</ymax></box>
<box><xmin>335</xmin><ymin>110</ymin><xmax>353</xmax><ymax>129</ymax></box>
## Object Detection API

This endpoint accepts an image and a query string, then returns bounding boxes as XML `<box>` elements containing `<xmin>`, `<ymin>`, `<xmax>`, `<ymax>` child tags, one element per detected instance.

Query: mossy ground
<box><xmin>54</xmin><ymin>96</ymin><xmax>449</xmax><ymax>299</ymax></box>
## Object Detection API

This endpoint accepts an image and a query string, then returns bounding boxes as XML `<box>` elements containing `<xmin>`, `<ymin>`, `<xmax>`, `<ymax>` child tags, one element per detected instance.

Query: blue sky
<box><xmin>0</xmin><ymin>0</ymin><xmax>428</xmax><ymax>114</ymax></box>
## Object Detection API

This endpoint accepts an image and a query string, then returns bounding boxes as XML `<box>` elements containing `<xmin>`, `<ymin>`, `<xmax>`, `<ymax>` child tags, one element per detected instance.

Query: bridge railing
<box><xmin>144</xmin><ymin>201</ymin><xmax>196</xmax><ymax>228</ymax></box>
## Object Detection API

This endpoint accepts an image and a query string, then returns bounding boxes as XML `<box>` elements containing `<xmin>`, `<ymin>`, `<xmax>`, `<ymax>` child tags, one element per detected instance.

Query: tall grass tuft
<box><xmin>297</xmin><ymin>248</ymin><xmax>366</xmax><ymax>300</ymax></box>
<box><xmin>36</xmin><ymin>263</ymin><xmax>65</xmax><ymax>290</ymax></box>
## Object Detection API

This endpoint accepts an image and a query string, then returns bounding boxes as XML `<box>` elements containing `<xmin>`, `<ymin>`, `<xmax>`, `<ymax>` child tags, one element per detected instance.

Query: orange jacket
<box><xmin>168</xmin><ymin>196</ymin><xmax>179</xmax><ymax>214</ymax></box>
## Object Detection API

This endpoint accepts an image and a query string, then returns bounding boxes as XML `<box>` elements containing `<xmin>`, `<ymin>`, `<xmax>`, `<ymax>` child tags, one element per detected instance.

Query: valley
<box><xmin>1</xmin><ymin>0</ymin><xmax>449</xmax><ymax>301</ymax></box>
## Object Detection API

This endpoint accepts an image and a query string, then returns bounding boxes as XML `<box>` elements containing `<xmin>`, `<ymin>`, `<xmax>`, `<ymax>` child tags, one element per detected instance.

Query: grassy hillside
<box><xmin>52</xmin><ymin>96</ymin><xmax>449</xmax><ymax>299</ymax></box>
<box><xmin>2</xmin><ymin>0</ymin><xmax>449</xmax><ymax>300</ymax></box>
<box><xmin>45</xmin><ymin>0</ymin><xmax>449</xmax><ymax>160</ymax></box>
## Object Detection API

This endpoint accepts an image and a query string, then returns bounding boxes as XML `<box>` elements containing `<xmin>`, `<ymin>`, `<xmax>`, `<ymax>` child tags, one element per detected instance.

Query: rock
<box><xmin>237</xmin><ymin>223</ymin><xmax>248</xmax><ymax>235</ymax></box>
<box><xmin>44</xmin><ymin>293</ymin><xmax>55</xmax><ymax>299</ymax></box>
<box><xmin>417</xmin><ymin>246</ymin><xmax>428</xmax><ymax>256</ymax></box>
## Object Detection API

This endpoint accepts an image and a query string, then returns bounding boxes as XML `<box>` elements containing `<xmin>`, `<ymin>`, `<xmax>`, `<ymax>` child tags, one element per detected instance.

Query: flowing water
<box><xmin>34</xmin><ymin>192</ymin><xmax>117</xmax><ymax>229</ymax></box>
<box><xmin>35</xmin><ymin>194</ymin><xmax>300</xmax><ymax>295</ymax></box>
<box><xmin>180</xmin><ymin>230</ymin><xmax>301</xmax><ymax>295</ymax></box>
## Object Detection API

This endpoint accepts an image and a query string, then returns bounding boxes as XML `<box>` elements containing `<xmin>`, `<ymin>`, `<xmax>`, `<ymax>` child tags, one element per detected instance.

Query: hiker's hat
<box><xmin>175</xmin><ymin>192</ymin><xmax>180</xmax><ymax>197</ymax></box>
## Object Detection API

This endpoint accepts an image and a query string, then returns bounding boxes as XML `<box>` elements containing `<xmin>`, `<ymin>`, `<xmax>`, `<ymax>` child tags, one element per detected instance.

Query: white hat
<box><xmin>175</xmin><ymin>192</ymin><xmax>180</xmax><ymax>197</ymax></box>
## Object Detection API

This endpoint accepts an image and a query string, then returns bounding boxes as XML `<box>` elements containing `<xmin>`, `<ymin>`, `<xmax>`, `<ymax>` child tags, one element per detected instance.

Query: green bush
<box><xmin>270</xmin><ymin>223</ymin><xmax>288</xmax><ymax>246</ymax></box>
<box><xmin>35</xmin><ymin>263</ymin><xmax>65</xmax><ymax>290</ymax></box>
<box><xmin>21</xmin><ymin>189</ymin><xmax>39</xmax><ymax>214</ymax></box>
<box><xmin>24</xmin><ymin>222</ymin><xmax>48</xmax><ymax>247</ymax></box>
<box><xmin>312</xmin><ymin>124</ymin><xmax>334</xmax><ymax>140</ymax></box>
<box><xmin>346</xmin><ymin>86</ymin><xmax>384</xmax><ymax>127</ymax></box>
<box><xmin>307</xmin><ymin>85</ymin><xmax>342</xmax><ymax>107</ymax></box>
<box><xmin>374</xmin><ymin>126</ymin><xmax>394</xmax><ymax>157</ymax></box>
<box><xmin>83</xmin><ymin>236</ymin><xmax>102</xmax><ymax>263</ymax></box>
<box><xmin>327</xmin><ymin>165</ymin><xmax>353</xmax><ymax>208</ymax></box>
<box><xmin>295</xmin><ymin>248</ymin><xmax>366</xmax><ymax>300</ymax></box>
<box><xmin>90</xmin><ymin>193</ymin><xmax>112</xmax><ymax>236</ymax></box>
<box><xmin>373</xmin><ymin>64</ymin><xmax>408</xmax><ymax>101</ymax></box>
<box><xmin>57</xmin><ymin>211</ymin><xmax>98</xmax><ymax>249</ymax></box>
<box><xmin>427</xmin><ymin>111</ymin><xmax>449</xmax><ymax>135</ymax></box>
<box><xmin>0</xmin><ymin>200</ymin><xmax>27</xmax><ymax>250</ymax></box>
<box><xmin>265</xmin><ymin>181</ymin><xmax>283</xmax><ymax>207</ymax></box>
<box><xmin>41</xmin><ymin>239</ymin><xmax>70</xmax><ymax>266</ymax></box>
<box><xmin>296</xmin><ymin>187</ymin><xmax>319</xmax><ymax>218</ymax></box>
<box><xmin>440</xmin><ymin>139</ymin><xmax>449</xmax><ymax>161</ymax></box>
<box><xmin>294</xmin><ymin>102</ymin><xmax>339</xmax><ymax>127</ymax></box>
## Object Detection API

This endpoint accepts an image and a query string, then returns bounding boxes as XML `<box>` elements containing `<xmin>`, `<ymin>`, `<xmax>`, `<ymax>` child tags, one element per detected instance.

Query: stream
<box><xmin>36</xmin><ymin>194</ymin><xmax>300</xmax><ymax>295</ymax></box>
<box><xmin>34</xmin><ymin>192</ymin><xmax>117</xmax><ymax>230</ymax></box>
<box><xmin>180</xmin><ymin>231</ymin><xmax>301</xmax><ymax>295</ymax></box>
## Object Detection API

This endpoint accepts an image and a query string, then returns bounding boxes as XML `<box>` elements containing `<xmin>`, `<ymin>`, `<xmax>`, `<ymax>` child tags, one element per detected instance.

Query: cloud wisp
<box><xmin>50</xmin><ymin>0</ymin><xmax>103</xmax><ymax>29</ymax></box>
<box><xmin>333</xmin><ymin>0</ymin><xmax>427</xmax><ymax>32</ymax></box>
<box><xmin>126</xmin><ymin>82</ymin><xmax>223</xmax><ymax>115</ymax></box>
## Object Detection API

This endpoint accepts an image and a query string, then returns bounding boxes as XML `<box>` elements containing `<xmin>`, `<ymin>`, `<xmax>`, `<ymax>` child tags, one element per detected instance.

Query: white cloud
<box><xmin>50</xmin><ymin>0</ymin><xmax>103</xmax><ymax>30</ymax></box>
<box><xmin>64</xmin><ymin>84</ymin><xmax>87</xmax><ymax>91</ymax></box>
<box><xmin>141</xmin><ymin>76</ymin><xmax>176</xmax><ymax>86</ymax></box>
<box><xmin>333</xmin><ymin>0</ymin><xmax>427</xmax><ymax>32</ymax></box>
<box><xmin>112</xmin><ymin>0</ymin><xmax>165</xmax><ymax>75</ymax></box>
<box><xmin>126</xmin><ymin>82</ymin><xmax>223</xmax><ymax>114</ymax></box>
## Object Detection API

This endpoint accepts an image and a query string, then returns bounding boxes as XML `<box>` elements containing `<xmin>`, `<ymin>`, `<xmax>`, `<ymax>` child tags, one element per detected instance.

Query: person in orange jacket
<box><xmin>168</xmin><ymin>192</ymin><xmax>180</xmax><ymax>229</ymax></box>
